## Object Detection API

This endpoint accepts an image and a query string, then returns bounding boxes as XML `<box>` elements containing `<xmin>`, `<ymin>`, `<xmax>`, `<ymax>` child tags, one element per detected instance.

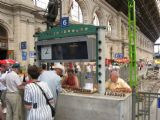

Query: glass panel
<box><xmin>40</xmin><ymin>62</ymin><xmax>97</xmax><ymax>91</ymax></box>
<box><xmin>93</xmin><ymin>13</ymin><xmax>99</xmax><ymax>26</ymax></box>
<box><xmin>71</xmin><ymin>0</ymin><xmax>83</xmax><ymax>23</ymax></box>
<box><xmin>154</xmin><ymin>45</ymin><xmax>159</xmax><ymax>53</ymax></box>
<box><xmin>38</xmin><ymin>41</ymin><xmax>88</xmax><ymax>60</ymax></box>
<box><xmin>33</xmin><ymin>0</ymin><xmax>48</xmax><ymax>9</ymax></box>
<box><xmin>108</xmin><ymin>21</ymin><xmax>112</xmax><ymax>33</ymax></box>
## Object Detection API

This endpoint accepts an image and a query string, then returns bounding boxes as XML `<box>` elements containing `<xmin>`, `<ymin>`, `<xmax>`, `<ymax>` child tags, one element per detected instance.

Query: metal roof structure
<box><xmin>106</xmin><ymin>0</ymin><xmax>160</xmax><ymax>42</ymax></box>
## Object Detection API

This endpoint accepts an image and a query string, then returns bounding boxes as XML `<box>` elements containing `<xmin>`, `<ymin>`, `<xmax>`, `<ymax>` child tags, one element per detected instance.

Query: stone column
<box><xmin>117</xmin><ymin>14</ymin><xmax>122</xmax><ymax>39</ymax></box>
<box><xmin>13</xmin><ymin>10</ymin><xmax>21</xmax><ymax>62</ymax></box>
<box><xmin>27</xmin><ymin>22</ymin><xmax>35</xmax><ymax>65</ymax></box>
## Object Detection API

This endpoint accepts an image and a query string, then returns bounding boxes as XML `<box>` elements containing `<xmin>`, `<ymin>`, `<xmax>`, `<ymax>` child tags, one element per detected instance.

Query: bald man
<box><xmin>105</xmin><ymin>71</ymin><xmax>131</xmax><ymax>92</ymax></box>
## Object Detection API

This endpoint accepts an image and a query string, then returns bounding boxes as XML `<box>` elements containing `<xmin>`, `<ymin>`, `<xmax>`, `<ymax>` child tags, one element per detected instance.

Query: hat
<box><xmin>52</xmin><ymin>63</ymin><xmax>65</xmax><ymax>74</ymax></box>
<box><xmin>12</xmin><ymin>63</ymin><xmax>20</xmax><ymax>68</ymax></box>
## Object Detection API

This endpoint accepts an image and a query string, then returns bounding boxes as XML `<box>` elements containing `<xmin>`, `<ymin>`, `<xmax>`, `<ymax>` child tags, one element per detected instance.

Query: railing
<box><xmin>136</xmin><ymin>92</ymin><xmax>160</xmax><ymax>120</ymax></box>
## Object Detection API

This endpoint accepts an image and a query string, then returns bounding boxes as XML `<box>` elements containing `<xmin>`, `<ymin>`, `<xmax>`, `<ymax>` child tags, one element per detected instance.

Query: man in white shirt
<box><xmin>106</xmin><ymin>70</ymin><xmax>131</xmax><ymax>92</ymax></box>
<box><xmin>5</xmin><ymin>63</ymin><xmax>24</xmax><ymax>120</ymax></box>
<box><xmin>86</xmin><ymin>64</ymin><xmax>91</xmax><ymax>73</ymax></box>
<box><xmin>76</xmin><ymin>64</ymin><xmax>81</xmax><ymax>72</ymax></box>
<box><xmin>39</xmin><ymin>64</ymin><xmax>62</xmax><ymax>103</ymax></box>
<box><xmin>0</xmin><ymin>64</ymin><xmax>7</xmax><ymax>112</ymax></box>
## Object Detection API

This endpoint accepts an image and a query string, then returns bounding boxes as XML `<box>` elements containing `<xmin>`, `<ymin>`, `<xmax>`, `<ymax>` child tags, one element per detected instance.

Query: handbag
<box><xmin>34</xmin><ymin>82</ymin><xmax>55</xmax><ymax>117</ymax></box>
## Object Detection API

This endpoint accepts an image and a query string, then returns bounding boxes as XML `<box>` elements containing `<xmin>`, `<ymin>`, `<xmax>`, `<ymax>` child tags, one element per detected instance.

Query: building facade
<box><xmin>65</xmin><ymin>0</ymin><xmax>154</xmax><ymax>61</ymax></box>
<box><xmin>0</xmin><ymin>0</ymin><xmax>154</xmax><ymax>67</ymax></box>
<box><xmin>0</xmin><ymin>0</ymin><xmax>45</xmax><ymax>66</ymax></box>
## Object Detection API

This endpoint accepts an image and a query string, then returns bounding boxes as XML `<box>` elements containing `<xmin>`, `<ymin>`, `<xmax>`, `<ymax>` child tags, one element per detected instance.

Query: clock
<box><xmin>41</xmin><ymin>46</ymin><xmax>52</xmax><ymax>60</ymax></box>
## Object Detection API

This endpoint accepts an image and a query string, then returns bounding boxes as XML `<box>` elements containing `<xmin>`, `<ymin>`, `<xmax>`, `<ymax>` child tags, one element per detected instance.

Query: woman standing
<box><xmin>24</xmin><ymin>65</ymin><xmax>54</xmax><ymax>120</ymax></box>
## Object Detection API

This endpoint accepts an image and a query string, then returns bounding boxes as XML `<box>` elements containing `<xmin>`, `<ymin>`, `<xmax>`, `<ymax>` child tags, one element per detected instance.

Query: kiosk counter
<box><xmin>55</xmin><ymin>92</ymin><xmax>132</xmax><ymax>120</ymax></box>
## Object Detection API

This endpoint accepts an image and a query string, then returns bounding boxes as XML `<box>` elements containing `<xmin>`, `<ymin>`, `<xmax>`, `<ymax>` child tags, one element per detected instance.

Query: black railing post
<box><xmin>148</xmin><ymin>94</ymin><xmax>150</xmax><ymax>120</ymax></box>
<box><xmin>132</xmin><ymin>87</ymin><xmax>136</xmax><ymax>120</ymax></box>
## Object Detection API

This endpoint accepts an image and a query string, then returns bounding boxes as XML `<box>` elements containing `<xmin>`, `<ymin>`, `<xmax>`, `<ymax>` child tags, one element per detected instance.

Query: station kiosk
<box><xmin>35</xmin><ymin>24</ymin><xmax>132</xmax><ymax>120</ymax></box>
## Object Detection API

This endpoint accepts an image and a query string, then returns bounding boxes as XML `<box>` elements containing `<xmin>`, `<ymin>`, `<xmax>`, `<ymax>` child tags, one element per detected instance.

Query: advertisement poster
<box><xmin>22</xmin><ymin>51</ymin><xmax>27</xmax><ymax>61</ymax></box>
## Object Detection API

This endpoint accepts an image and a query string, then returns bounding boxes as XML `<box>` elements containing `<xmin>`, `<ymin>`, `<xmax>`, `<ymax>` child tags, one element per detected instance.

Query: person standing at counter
<box><xmin>62</xmin><ymin>68</ymin><xmax>80</xmax><ymax>89</ymax></box>
<box><xmin>24</xmin><ymin>65</ymin><xmax>54</xmax><ymax>120</ymax></box>
<box><xmin>38</xmin><ymin>63</ymin><xmax>62</xmax><ymax>103</ymax></box>
<box><xmin>105</xmin><ymin>70</ymin><xmax>132</xmax><ymax>92</ymax></box>
<box><xmin>5</xmin><ymin>63</ymin><xmax>24</xmax><ymax>120</ymax></box>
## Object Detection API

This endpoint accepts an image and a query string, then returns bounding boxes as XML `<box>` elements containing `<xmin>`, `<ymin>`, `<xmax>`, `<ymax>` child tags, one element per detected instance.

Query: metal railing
<box><xmin>136</xmin><ymin>92</ymin><xmax>160</xmax><ymax>120</ymax></box>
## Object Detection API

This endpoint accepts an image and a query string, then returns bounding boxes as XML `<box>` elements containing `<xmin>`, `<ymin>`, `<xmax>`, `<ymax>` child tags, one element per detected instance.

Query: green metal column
<box><xmin>128</xmin><ymin>0</ymin><xmax>137</xmax><ymax>88</ymax></box>
<box><xmin>128</xmin><ymin>0</ymin><xmax>137</xmax><ymax>120</ymax></box>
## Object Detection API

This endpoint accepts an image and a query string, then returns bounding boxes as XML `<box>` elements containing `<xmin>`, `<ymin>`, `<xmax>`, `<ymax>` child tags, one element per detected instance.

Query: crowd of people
<box><xmin>0</xmin><ymin>62</ymin><xmax>82</xmax><ymax>120</ymax></box>
<box><xmin>0</xmin><ymin>61</ymin><xmax>132</xmax><ymax>120</ymax></box>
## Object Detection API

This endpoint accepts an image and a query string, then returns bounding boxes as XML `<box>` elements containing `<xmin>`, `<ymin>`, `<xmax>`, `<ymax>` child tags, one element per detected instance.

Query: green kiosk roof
<box><xmin>36</xmin><ymin>24</ymin><xmax>105</xmax><ymax>41</ymax></box>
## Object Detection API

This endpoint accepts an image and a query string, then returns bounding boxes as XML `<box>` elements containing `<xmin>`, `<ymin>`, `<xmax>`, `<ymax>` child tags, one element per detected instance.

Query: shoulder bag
<box><xmin>34</xmin><ymin>82</ymin><xmax>55</xmax><ymax>117</ymax></box>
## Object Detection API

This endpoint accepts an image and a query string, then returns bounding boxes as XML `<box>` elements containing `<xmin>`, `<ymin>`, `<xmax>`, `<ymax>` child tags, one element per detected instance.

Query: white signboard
<box><xmin>29</xmin><ymin>51</ymin><xmax>35</xmax><ymax>58</ymax></box>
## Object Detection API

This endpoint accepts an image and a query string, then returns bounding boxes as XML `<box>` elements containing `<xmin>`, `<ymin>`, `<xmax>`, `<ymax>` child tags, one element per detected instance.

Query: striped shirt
<box><xmin>24</xmin><ymin>81</ymin><xmax>53</xmax><ymax>120</ymax></box>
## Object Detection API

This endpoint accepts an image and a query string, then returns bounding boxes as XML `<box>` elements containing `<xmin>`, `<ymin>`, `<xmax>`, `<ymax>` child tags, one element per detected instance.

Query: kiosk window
<box><xmin>52</xmin><ymin>41</ymin><xmax>88</xmax><ymax>60</ymax></box>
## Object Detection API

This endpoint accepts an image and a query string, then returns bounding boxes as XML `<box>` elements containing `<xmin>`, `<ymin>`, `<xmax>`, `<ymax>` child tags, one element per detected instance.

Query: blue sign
<box><xmin>22</xmin><ymin>51</ymin><xmax>27</xmax><ymax>61</ymax></box>
<box><xmin>60</xmin><ymin>17</ymin><xmax>69</xmax><ymax>28</ymax></box>
<box><xmin>21</xmin><ymin>42</ymin><xmax>27</xmax><ymax>49</ymax></box>
<box><xmin>115</xmin><ymin>53</ymin><xmax>124</xmax><ymax>58</ymax></box>
<box><xmin>158</xmin><ymin>98</ymin><xmax>160</xmax><ymax>108</ymax></box>
<box><xmin>29</xmin><ymin>51</ymin><xmax>35</xmax><ymax>58</ymax></box>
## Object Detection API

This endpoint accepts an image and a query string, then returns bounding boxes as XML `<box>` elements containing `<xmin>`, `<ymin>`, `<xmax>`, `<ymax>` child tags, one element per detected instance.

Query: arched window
<box><xmin>33</xmin><ymin>0</ymin><xmax>48</xmax><ymax>9</ymax></box>
<box><xmin>0</xmin><ymin>26</ymin><xmax>7</xmax><ymax>37</ymax></box>
<box><xmin>0</xmin><ymin>25</ymin><xmax>8</xmax><ymax>49</ymax></box>
<box><xmin>93</xmin><ymin>13</ymin><xmax>99</xmax><ymax>26</ymax></box>
<box><xmin>110</xmin><ymin>46</ymin><xmax>113</xmax><ymax>59</ymax></box>
<box><xmin>121</xmin><ymin>26</ymin><xmax>125</xmax><ymax>39</ymax></box>
<box><xmin>156</xmin><ymin>0</ymin><xmax>160</xmax><ymax>13</ymax></box>
<box><xmin>107</xmin><ymin>20</ymin><xmax>112</xmax><ymax>35</ymax></box>
<box><xmin>71</xmin><ymin>0</ymin><xmax>83</xmax><ymax>23</ymax></box>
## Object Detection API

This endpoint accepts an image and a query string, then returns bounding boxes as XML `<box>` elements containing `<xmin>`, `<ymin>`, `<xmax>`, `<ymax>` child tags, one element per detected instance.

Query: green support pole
<box><xmin>128</xmin><ymin>0</ymin><xmax>137</xmax><ymax>88</ymax></box>
<box><xmin>128</xmin><ymin>0</ymin><xmax>137</xmax><ymax>120</ymax></box>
